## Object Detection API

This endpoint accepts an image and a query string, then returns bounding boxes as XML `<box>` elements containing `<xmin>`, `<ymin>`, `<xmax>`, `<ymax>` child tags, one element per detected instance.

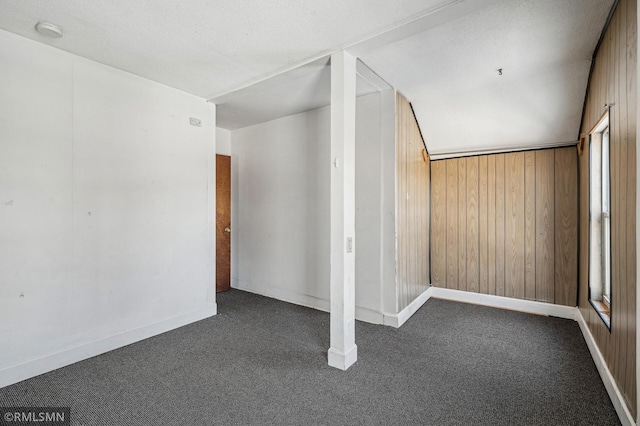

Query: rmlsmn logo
<box><xmin>0</xmin><ymin>407</ymin><xmax>70</xmax><ymax>426</ymax></box>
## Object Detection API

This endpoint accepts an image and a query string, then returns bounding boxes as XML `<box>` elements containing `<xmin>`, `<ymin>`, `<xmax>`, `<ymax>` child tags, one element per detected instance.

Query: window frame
<box><xmin>588</xmin><ymin>110</ymin><xmax>611</xmax><ymax>330</ymax></box>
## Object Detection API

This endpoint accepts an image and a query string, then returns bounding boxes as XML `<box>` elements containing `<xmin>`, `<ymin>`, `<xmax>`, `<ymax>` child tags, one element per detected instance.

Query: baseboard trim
<box><xmin>576</xmin><ymin>310</ymin><xmax>635</xmax><ymax>426</ymax></box>
<box><xmin>0</xmin><ymin>304</ymin><xmax>217</xmax><ymax>389</ymax></box>
<box><xmin>430</xmin><ymin>287</ymin><xmax>578</xmax><ymax>320</ymax></box>
<box><xmin>384</xmin><ymin>287</ymin><xmax>433</xmax><ymax>328</ymax></box>
<box><xmin>232</xmin><ymin>282</ymin><xmax>384</xmax><ymax>325</ymax></box>
<box><xmin>431</xmin><ymin>287</ymin><xmax>634</xmax><ymax>425</ymax></box>
<box><xmin>328</xmin><ymin>344</ymin><xmax>358</xmax><ymax>370</ymax></box>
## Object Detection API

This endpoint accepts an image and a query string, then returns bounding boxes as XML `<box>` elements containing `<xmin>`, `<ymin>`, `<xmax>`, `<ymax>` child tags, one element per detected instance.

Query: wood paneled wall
<box><xmin>396</xmin><ymin>93</ymin><xmax>430</xmax><ymax>311</ymax></box>
<box><xmin>431</xmin><ymin>147</ymin><xmax>578</xmax><ymax>306</ymax></box>
<box><xmin>578</xmin><ymin>0</ymin><xmax>637</xmax><ymax>417</ymax></box>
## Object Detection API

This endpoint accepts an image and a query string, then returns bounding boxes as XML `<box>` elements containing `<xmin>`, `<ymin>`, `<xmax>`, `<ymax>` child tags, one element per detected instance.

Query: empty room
<box><xmin>0</xmin><ymin>0</ymin><xmax>638</xmax><ymax>424</ymax></box>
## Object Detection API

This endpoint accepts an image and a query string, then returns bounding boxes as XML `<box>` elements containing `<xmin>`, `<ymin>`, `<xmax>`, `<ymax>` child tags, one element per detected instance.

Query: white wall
<box><xmin>0</xmin><ymin>30</ymin><xmax>216</xmax><ymax>386</ymax></box>
<box><xmin>231</xmin><ymin>106</ymin><xmax>331</xmax><ymax>307</ymax></box>
<box><xmin>216</xmin><ymin>128</ymin><xmax>231</xmax><ymax>155</ymax></box>
<box><xmin>229</xmin><ymin>91</ymin><xmax>396</xmax><ymax>322</ymax></box>
<box><xmin>355</xmin><ymin>90</ymin><xmax>397</xmax><ymax>321</ymax></box>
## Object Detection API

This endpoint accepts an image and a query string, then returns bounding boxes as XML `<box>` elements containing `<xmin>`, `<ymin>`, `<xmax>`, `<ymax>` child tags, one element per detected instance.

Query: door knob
<box><xmin>224</xmin><ymin>226</ymin><xmax>231</xmax><ymax>233</ymax></box>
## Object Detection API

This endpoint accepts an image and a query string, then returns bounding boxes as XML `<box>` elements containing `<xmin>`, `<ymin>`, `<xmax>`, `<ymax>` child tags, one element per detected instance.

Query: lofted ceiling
<box><xmin>0</xmin><ymin>0</ymin><xmax>615</xmax><ymax>155</ymax></box>
<box><xmin>360</xmin><ymin>0</ymin><xmax>615</xmax><ymax>156</ymax></box>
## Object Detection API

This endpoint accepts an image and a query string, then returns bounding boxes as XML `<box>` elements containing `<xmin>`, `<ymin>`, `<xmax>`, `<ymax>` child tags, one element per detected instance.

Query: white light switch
<box><xmin>346</xmin><ymin>237</ymin><xmax>353</xmax><ymax>253</ymax></box>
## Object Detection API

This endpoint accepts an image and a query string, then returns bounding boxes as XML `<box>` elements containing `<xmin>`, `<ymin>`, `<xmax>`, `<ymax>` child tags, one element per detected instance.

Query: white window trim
<box><xmin>588</xmin><ymin>110</ymin><xmax>611</xmax><ymax>328</ymax></box>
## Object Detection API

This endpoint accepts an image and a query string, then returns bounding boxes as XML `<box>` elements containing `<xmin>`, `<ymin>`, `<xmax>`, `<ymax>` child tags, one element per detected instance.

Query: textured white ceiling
<box><xmin>215</xmin><ymin>59</ymin><xmax>390</xmax><ymax>129</ymax></box>
<box><xmin>360</xmin><ymin>0</ymin><xmax>614</xmax><ymax>155</ymax></box>
<box><xmin>0</xmin><ymin>0</ymin><xmax>452</xmax><ymax>98</ymax></box>
<box><xmin>0</xmin><ymin>0</ymin><xmax>614</xmax><ymax>154</ymax></box>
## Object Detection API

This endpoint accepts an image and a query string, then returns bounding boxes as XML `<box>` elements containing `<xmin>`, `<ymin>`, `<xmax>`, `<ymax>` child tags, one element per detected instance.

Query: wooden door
<box><xmin>216</xmin><ymin>155</ymin><xmax>231</xmax><ymax>292</ymax></box>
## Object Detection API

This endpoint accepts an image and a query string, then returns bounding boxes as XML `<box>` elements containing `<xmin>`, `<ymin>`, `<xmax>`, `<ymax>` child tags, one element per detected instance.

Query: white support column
<box><xmin>328</xmin><ymin>50</ymin><xmax>357</xmax><ymax>370</ymax></box>
<box><xmin>207</xmin><ymin>102</ymin><xmax>218</xmax><ymax>313</ymax></box>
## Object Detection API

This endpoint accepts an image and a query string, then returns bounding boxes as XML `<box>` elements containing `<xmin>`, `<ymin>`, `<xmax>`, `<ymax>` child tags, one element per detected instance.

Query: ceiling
<box><xmin>0</xmin><ymin>0</ymin><xmax>615</xmax><ymax>155</ymax></box>
<box><xmin>360</xmin><ymin>0</ymin><xmax>615</xmax><ymax>156</ymax></box>
<box><xmin>0</xmin><ymin>0</ymin><xmax>456</xmax><ymax>98</ymax></box>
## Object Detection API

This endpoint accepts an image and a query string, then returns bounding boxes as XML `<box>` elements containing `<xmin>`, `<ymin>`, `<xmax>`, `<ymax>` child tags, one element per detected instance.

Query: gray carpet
<box><xmin>0</xmin><ymin>289</ymin><xmax>620</xmax><ymax>425</ymax></box>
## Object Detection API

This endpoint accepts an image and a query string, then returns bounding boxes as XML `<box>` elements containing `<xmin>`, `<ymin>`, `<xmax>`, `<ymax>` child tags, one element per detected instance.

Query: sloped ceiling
<box><xmin>360</xmin><ymin>0</ymin><xmax>615</xmax><ymax>156</ymax></box>
<box><xmin>0</xmin><ymin>0</ymin><xmax>615</xmax><ymax>155</ymax></box>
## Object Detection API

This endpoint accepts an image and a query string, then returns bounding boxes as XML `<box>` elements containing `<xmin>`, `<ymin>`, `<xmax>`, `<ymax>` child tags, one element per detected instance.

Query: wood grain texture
<box><xmin>535</xmin><ymin>149</ymin><xmax>555</xmax><ymax>303</ymax></box>
<box><xmin>554</xmin><ymin>147</ymin><xmax>578</xmax><ymax>307</ymax></box>
<box><xmin>577</xmin><ymin>0</ymin><xmax>636</xmax><ymax>417</ymax></box>
<box><xmin>431</xmin><ymin>161</ymin><xmax>447</xmax><ymax>286</ymax></box>
<box><xmin>424</xmin><ymin>156</ymin><xmax>431</xmax><ymax>294</ymax></box>
<box><xmin>524</xmin><ymin>152</ymin><xmax>536</xmax><ymax>300</ymax></box>
<box><xmin>397</xmin><ymin>109</ymin><xmax>407</xmax><ymax>309</ymax></box>
<box><xmin>446</xmin><ymin>159</ymin><xmax>459</xmax><ymax>289</ymax></box>
<box><xmin>396</xmin><ymin>93</ymin><xmax>430</xmax><ymax>310</ymax></box>
<box><xmin>216</xmin><ymin>154</ymin><xmax>231</xmax><ymax>292</ymax></box>
<box><xmin>487</xmin><ymin>156</ymin><xmax>496</xmax><ymax>295</ymax></box>
<box><xmin>625</xmin><ymin>0</ymin><xmax>637</xmax><ymax>407</ymax></box>
<box><xmin>505</xmin><ymin>152</ymin><xmax>525</xmax><ymax>299</ymax></box>
<box><xmin>430</xmin><ymin>148</ymin><xmax>577</xmax><ymax>307</ymax></box>
<box><xmin>479</xmin><ymin>156</ymin><xmax>489</xmax><ymax>294</ymax></box>
<box><xmin>495</xmin><ymin>154</ymin><xmax>506</xmax><ymax>297</ymax></box>
<box><xmin>458</xmin><ymin>158</ymin><xmax>467</xmax><ymax>292</ymax></box>
<box><xmin>466</xmin><ymin>156</ymin><xmax>479</xmax><ymax>293</ymax></box>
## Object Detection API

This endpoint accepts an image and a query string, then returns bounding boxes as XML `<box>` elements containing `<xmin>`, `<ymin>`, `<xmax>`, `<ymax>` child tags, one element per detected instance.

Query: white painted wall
<box><xmin>216</xmin><ymin>128</ymin><xmax>231</xmax><ymax>155</ymax></box>
<box><xmin>355</xmin><ymin>90</ymin><xmax>397</xmax><ymax>321</ymax></box>
<box><xmin>0</xmin><ymin>30</ymin><xmax>216</xmax><ymax>385</ymax></box>
<box><xmin>229</xmin><ymin>91</ymin><xmax>396</xmax><ymax>323</ymax></box>
<box><xmin>231</xmin><ymin>105</ymin><xmax>331</xmax><ymax>307</ymax></box>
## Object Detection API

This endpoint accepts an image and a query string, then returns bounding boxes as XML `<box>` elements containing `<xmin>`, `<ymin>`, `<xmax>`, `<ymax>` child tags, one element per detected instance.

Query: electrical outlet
<box><xmin>190</xmin><ymin>117</ymin><xmax>202</xmax><ymax>127</ymax></box>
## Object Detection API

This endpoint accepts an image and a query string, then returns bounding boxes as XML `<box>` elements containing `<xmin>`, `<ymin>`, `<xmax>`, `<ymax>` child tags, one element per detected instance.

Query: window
<box><xmin>588</xmin><ymin>111</ymin><xmax>611</xmax><ymax>329</ymax></box>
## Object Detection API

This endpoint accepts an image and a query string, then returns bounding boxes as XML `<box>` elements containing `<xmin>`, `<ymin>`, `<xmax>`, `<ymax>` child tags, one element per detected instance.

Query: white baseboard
<box><xmin>231</xmin><ymin>281</ymin><xmax>385</xmax><ymax>325</ymax></box>
<box><xmin>384</xmin><ymin>287</ymin><xmax>433</xmax><ymax>328</ymax></box>
<box><xmin>576</xmin><ymin>310</ymin><xmax>635</xmax><ymax>426</ymax></box>
<box><xmin>431</xmin><ymin>287</ymin><xmax>634</xmax><ymax>425</ymax></box>
<box><xmin>430</xmin><ymin>287</ymin><xmax>578</xmax><ymax>320</ymax></box>
<box><xmin>0</xmin><ymin>304</ymin><xmax>217</xmax><ymax>389</ymax></box>
<box><xmin>328</xmin><ymin>344</ymin><xmax>358</xmax><ymax>370</ymax></box>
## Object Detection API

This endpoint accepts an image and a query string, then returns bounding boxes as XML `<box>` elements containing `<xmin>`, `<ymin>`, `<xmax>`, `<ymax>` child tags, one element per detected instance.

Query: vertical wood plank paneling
<box><xmin>613</xmin><ymin>2</ymin><xmax>627</xmax><ymax>386</ymax></box>
<box><xmin>479</xmin><ymin>156</ymin><xmax>489</xmax><ymax>293</ymax></box>
<box><xmin>397</xmin><ymin>105</ymin><xmax>407</xmax><ymax>310</ymax></box>
<box><xmin>487</xmin><ymin>156</ymin><xmax>496</xmax><ymax>295</ymax></box>
<box><xmin>432</xmin><ymin>147</ymin><xmax>577</xmax><ymax>306</ymax></box>
<box><xmin>554</xmin><ymin>147</ymin><xmax>578</xmax><ymax>307</ymax></box>
<box><xmin>625</xmin><ymin>0</ymin><xmax>637</xmax><ymax>407</ymax></box>
<box><xmin>395</xmin><ymin>93</ymin><xmax>430</xmax><ymax>311</ymax></box>
<box><xmin>446</xmin><ymin>159</ymin><xmax>459</xmax><ymax>289</ymax></box>
<box><xmin>524</xmin><ymin>152</ymin><xmax>536</xmax><ymax>300</ymax></box>
<box><xmin>424</xmin><ymin>155</ymin><xmax>431</xmax><ymax>294</ymax></box>
<box><xmin>431</xmin><ymin>161</ymin><xmax>447</xmax><ymax>285</ymax></box>
<box><xmin>458</xmin><ymin>158</ymin><xmax>467</xmax><ymax>291</ymax></box>
<box><xmin>535</xmin><ymin>149</ymin><xmax>556</xmax><ymax>303</ymax></box>
<box><xmin>495</xmin><ymin>154</ymin><xmax>506</xmax><ymax>297</ymax></box>
<box><xmin>607</xmin><ymin>4</ymin><xmax>626</xmax><ymax>386</ymax></box>
<box><xmin>467</xmin><ymin>156</ymin><xmax>479</xmax><ymax>293</ymax></box>
<box><xmin>407</xmin><ymin>119</ymin><xmax>416</xmax><ymax>306</ymax></box>
<box><xmin>505</xmin><ymin>152</ymin><xmax>526</xmax><ymax>299</ymax></box>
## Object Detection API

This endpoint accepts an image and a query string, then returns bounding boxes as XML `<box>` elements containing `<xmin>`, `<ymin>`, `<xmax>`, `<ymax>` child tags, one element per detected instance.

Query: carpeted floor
<box><xmin>0</xmin><ymin>289</ymin><xmax>620</xmax><ymax>425</ymax></box>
